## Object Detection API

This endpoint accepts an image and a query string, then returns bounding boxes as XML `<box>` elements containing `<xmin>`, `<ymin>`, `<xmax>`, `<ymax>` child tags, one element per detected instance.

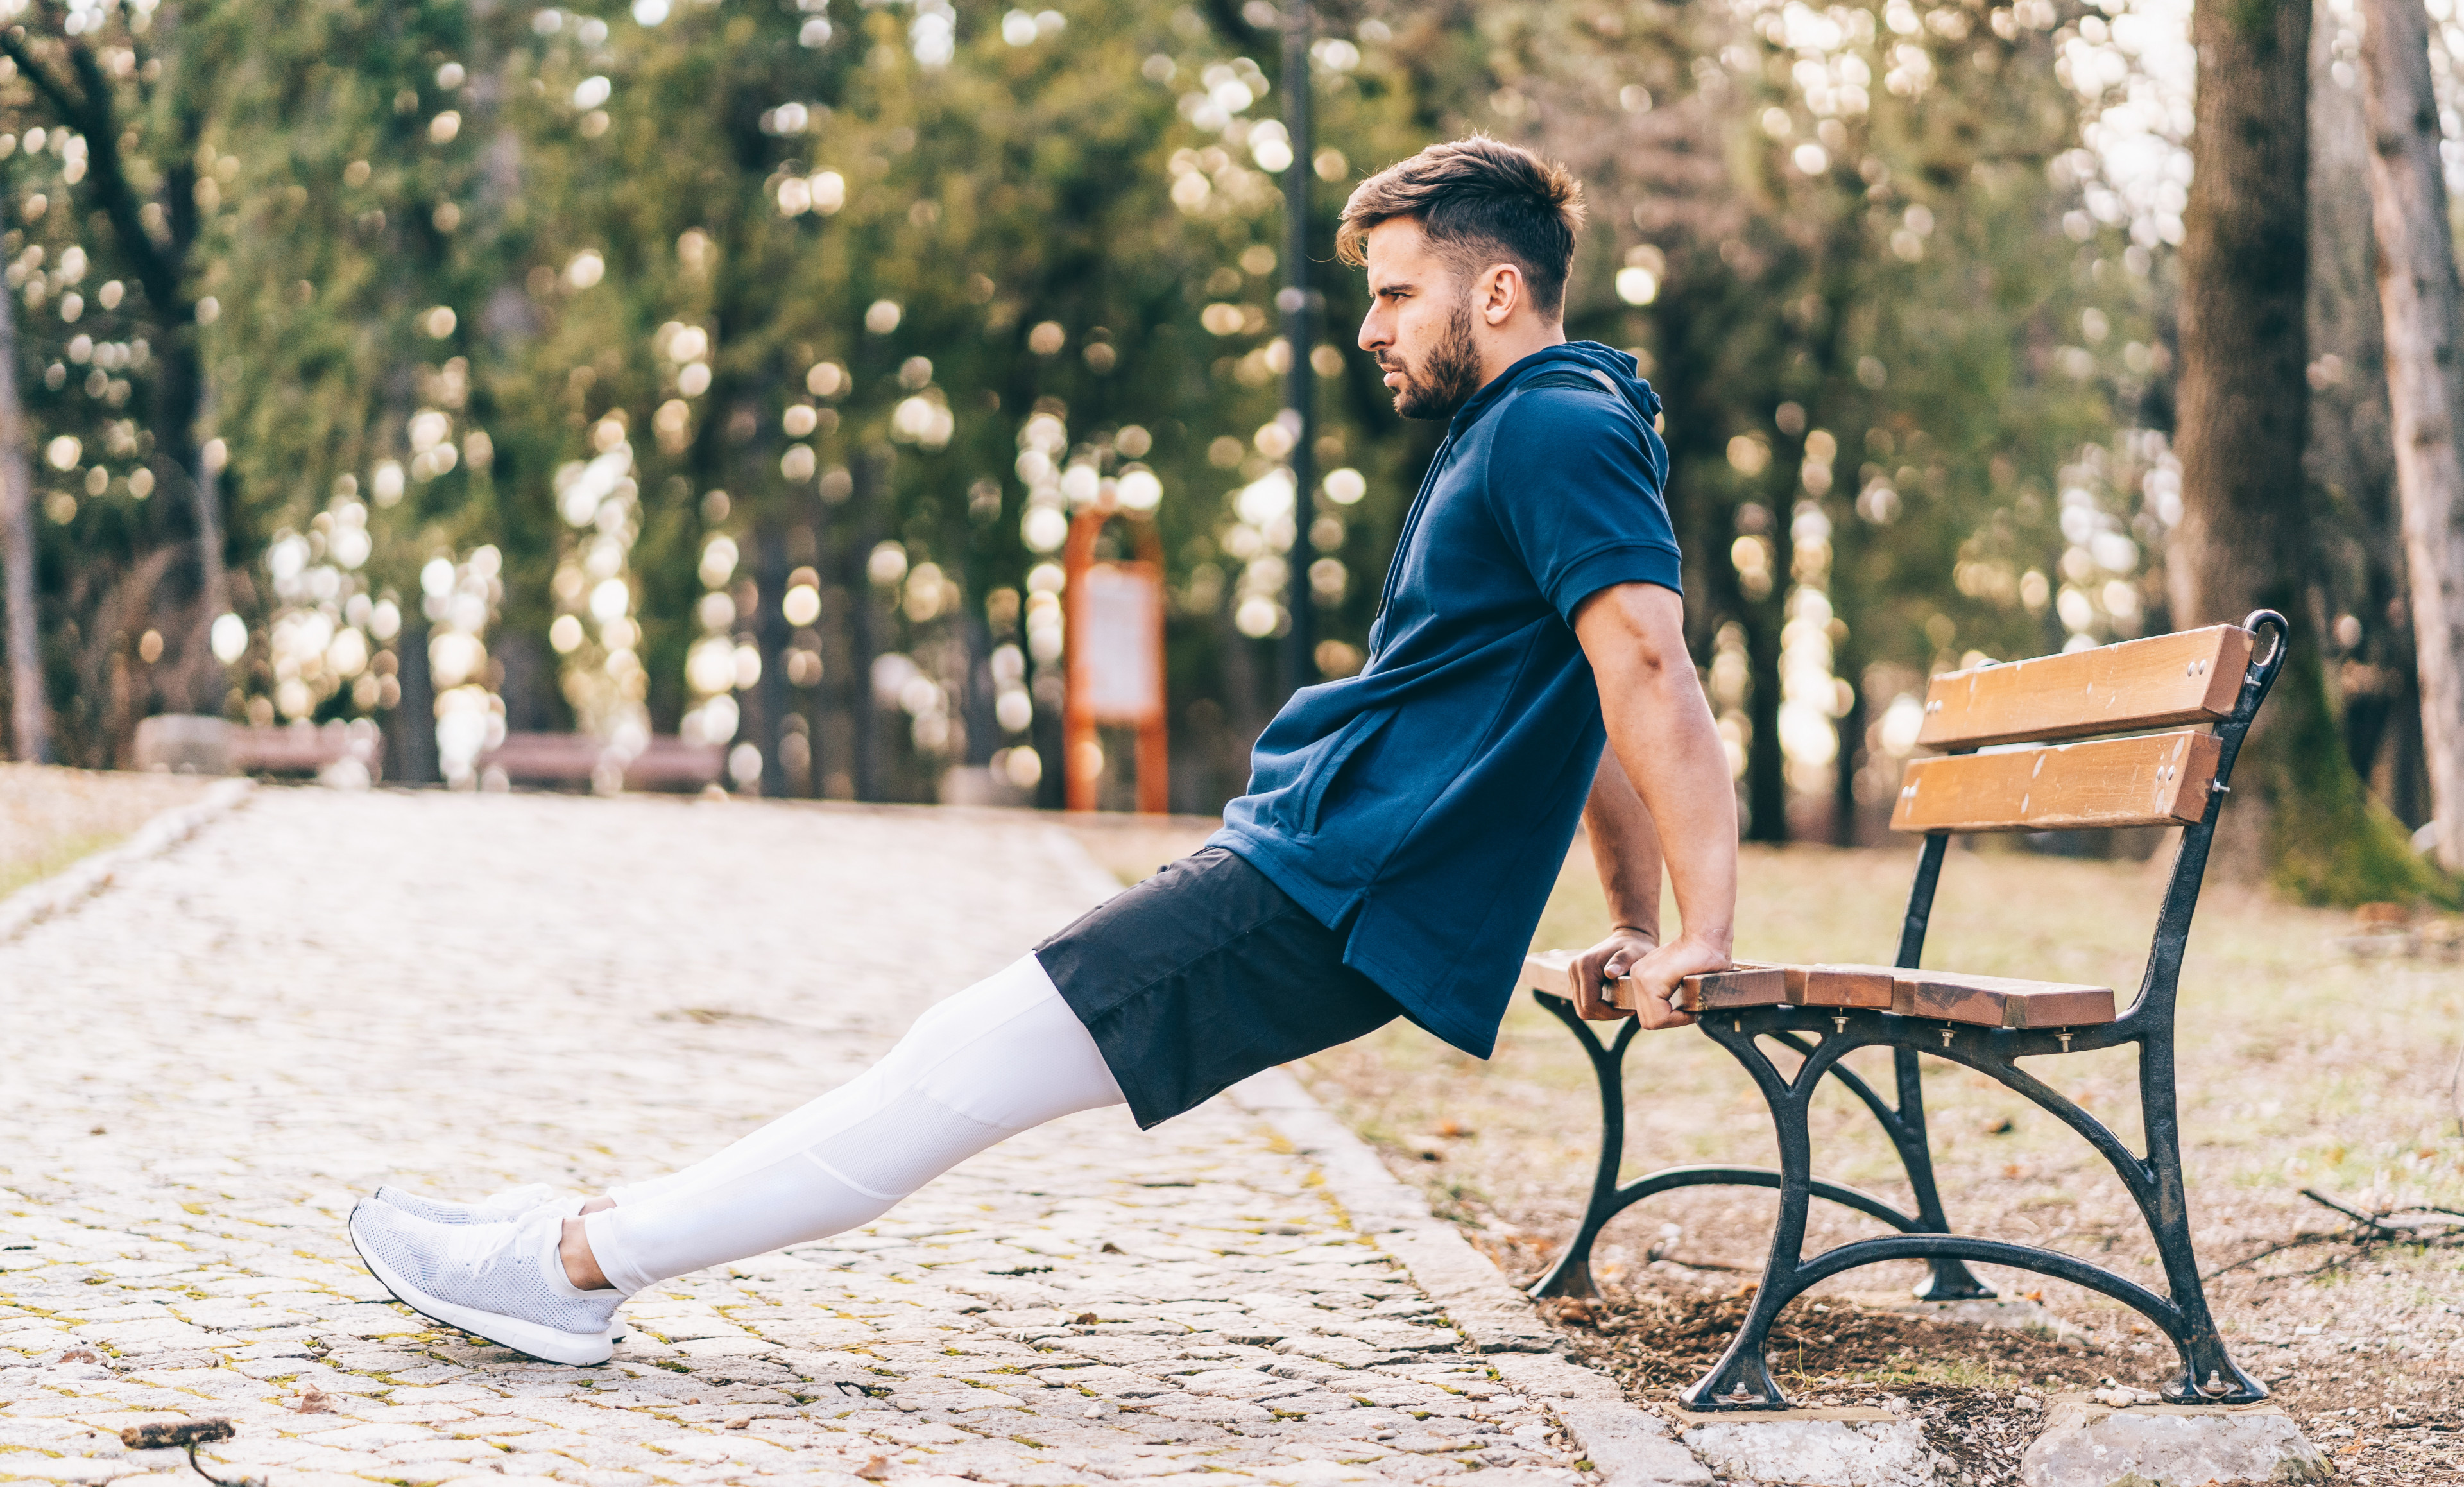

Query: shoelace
<box><xmin>438</xmin><ymin>1210</ymin><xmax>547</xmax><ymax>1270</ymax></box>
<box><xmin>473</xmin><ymin>1183</ymin><xmax>562</xmax><ymax>1217</ymax></box>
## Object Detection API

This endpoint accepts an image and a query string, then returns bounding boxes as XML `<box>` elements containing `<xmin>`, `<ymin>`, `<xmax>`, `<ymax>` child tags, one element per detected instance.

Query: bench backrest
<box><xmin>1888</xmin><ymin>625</ymin><xmax>2253</xmax><ymax>835</ymax></box>
<box><xmin>1884</xmin><ymin>612</ymin><xmax>2288</xmax><ymax>1025</ymax></box>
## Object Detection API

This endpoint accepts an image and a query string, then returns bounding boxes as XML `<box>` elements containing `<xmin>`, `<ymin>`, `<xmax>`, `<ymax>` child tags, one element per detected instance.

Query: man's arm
<box><xmin>1570</xmin><ymin>751</ymin><xmax>1673</xmax><ymax>1022</ymax></box>
<box><xmin>1568</xmin><ymin>581</ymin><xmax>1738</xmax><ymax>1027</ymax></box>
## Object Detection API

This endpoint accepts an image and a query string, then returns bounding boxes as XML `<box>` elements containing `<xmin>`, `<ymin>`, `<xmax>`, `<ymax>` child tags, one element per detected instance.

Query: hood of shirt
<box><xmin>1447</xmin><ymin>340</ymin><xmax>1664</xmax><ymax>437</ymax></box>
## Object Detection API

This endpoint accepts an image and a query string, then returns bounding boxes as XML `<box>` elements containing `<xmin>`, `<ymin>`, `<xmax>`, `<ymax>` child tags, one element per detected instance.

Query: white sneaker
<box><xmin>370</xmin><ymin>1187</ymin><xmax>626</xmax><ymax>1342</ymax></box>
<box><xmin>373</xmin><ymin>1183</ymin><xmax>574</xmax><ymax>1226</ymax></box>
<box><xmin>349</xmin><ymin>1200</ymin><xmax>622</xmax><ymax>1366</ymax></box>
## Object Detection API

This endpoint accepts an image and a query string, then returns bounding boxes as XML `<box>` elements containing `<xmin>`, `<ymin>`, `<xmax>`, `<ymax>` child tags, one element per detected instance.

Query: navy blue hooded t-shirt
<box><xmin>1209</xmin><ymin>341</ymin><xmax>1677</xmax><ymax>1058</ymax></box>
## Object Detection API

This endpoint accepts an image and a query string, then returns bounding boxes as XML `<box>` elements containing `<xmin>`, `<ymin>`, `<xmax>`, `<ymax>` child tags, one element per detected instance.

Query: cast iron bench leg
<box><xmin>2139</xmin><ymin>1041</ymin><xmax>2266</xmax><ymax>1403</ymax></box>
<box><xmin>1679</xmin><ymin>1022</ymin><xmax>1820</xmax><ymax>1408</ymax></box>
<box><xmin>1885</xmin><ymin>1044</ymin><xmax>1995</xmax><ymax>1302</ymax></box>
<box><xmin>1673</xmin><ymin>1013</ymin><xmax>2270</xmax><ymax>1410</ymax></box>
<box><xmin>1527</xmin><ymin>995</ymin><xmax>1946</xmax><ymax>1302</ymax></box>
<box><xmin>1527</xmin><ymin>993</ymin><xmax>1641</xmax><ymax>1299</ymax></box>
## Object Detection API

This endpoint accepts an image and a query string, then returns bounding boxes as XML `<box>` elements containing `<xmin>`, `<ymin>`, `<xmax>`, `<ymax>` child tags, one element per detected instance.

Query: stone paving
<box><xmin>0</xmin><ymin>789</ymin><xmax>1602</xmax><ymax>1487</ymax></box>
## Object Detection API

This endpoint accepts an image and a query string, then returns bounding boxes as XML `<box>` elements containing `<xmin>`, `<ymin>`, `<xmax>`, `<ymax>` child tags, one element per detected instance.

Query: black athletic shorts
<box><xmin>1034</xmin><ymin>845</ymin><xmax>1404</xmax><ymax>1129</ymax></box>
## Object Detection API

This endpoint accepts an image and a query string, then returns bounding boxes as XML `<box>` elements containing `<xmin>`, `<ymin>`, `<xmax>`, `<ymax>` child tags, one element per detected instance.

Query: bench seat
<box><xmin>1518</xmin><ymin>950</ymin><xmax>2116</xmax><ymax>1027</ymax></box>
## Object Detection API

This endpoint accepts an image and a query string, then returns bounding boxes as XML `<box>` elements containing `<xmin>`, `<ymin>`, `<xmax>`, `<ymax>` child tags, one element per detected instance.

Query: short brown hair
<box><xmin>1336</xmin><ymin>135</ymin><xmax>1587</xmax><ymax>316</ymax></box>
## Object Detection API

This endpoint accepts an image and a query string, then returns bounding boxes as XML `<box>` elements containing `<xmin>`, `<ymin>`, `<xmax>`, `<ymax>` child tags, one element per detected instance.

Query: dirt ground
<box><xmin>1294</xmin><ymin>837</ymin><xmax>2464</xmax><ymax>1486</ymax></box>
<box><xmin>0</xmin><ymin>762</ymin><xmax>210</xmax><ymax>901</ymax></box>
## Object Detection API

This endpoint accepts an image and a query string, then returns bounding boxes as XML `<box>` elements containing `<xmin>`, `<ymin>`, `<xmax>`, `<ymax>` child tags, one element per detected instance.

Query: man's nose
<box><xmin>1358</xmin><ymin>309</ymin><xmax>1383</xmax><ymax>352</ymax></box>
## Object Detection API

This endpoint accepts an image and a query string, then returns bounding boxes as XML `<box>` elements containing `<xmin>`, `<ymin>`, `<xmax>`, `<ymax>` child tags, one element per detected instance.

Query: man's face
<box><xmin>1358</xmin><ymin>218</ymin><xmax>1484</xmax><ymax>422</ymax></box>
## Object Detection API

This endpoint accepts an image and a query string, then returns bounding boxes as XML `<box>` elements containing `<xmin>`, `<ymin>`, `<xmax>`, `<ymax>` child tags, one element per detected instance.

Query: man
<box><xmin>346</xmin><ymin>135</ymin><xmax>1738</xmax><ymax>1367</ymax></box>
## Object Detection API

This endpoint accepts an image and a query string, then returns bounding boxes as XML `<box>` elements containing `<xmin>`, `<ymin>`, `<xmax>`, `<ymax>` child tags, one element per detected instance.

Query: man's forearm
<box><xmin>1575</xmin><ymin>585</ymin><xmax>1738</xmax><ymax>958</ymax></box>
<box><xmin>1583</xmin><ymin>753</ymin><xmax>1665</xmax><ymax>940</ymax></box>
<box><xmin>1605</xmin><ymin>677</ymin><xmax>1736</xmax><ymax>958</ymax></box>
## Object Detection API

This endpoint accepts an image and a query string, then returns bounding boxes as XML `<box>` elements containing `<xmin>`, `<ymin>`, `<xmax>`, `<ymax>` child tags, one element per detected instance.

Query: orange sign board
<box><xmin>1063</xmin><ymin>507</ymin><xmax>1169</xmax><ymax>813</ymax></box>
<box><xmin>1074</xmin><ymin>563</ymin><xmax>1164</xmax><ymax>723</ymax></box>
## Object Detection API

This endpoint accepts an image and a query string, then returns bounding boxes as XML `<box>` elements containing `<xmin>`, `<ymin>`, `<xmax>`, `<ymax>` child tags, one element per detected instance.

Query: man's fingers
<box><xmin>1566</xmin><ymin>959</ymin><xmax>1604</xmax><ymax>1019</ymax></box>
<box><xmin>1625</xmin><ymin>960</ymin><xmax>1697</xmax><ymax>1030</ymax></box>
<box><xmin>1631</xmin><ymin>983</ymin><xmax>1695</xmax><ymax>1030</ymax></box>
<box><xmin>1568</xmin><ymin>951</ymin><xmax>1629</xmax><ymax>1021</ymax></box>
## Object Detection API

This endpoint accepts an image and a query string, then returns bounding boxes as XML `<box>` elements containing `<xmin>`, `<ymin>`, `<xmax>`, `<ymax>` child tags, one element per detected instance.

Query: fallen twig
<box><xmin>2203</xmin><ymin>1230</ymin><xmax>2345</xmax><ymax>1280</ymax></box>
<box><xmin>119</xmin><ymin>1419</ymin><xmax>263</xmax><ymax>1487</ymax></box>
<box><xmin>2206</xmin><ymin>1190</ymin><xmax>2464</xmax><ymax>1281</ymax></box>
<box><xmin>2298</xmin><ymin>1189</ymin><xmax>2397</xmax><ymax>1233</ymax></box>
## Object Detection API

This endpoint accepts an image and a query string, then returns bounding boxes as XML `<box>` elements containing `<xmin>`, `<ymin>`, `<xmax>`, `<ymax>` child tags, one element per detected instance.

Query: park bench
<box><xmin>480</xmin><ymin>731</ymin><xmax>723</xmax><ymax>791</ymax></box>
<box><xmin>1521</xmin><ymin>609</ymin><xmax>2289</xmax><ymax>1412</ymax></box>
<box><xmin>133</xmin><ymin>714</ymin><xmax>384</xmax><ymax>779</ymax></box>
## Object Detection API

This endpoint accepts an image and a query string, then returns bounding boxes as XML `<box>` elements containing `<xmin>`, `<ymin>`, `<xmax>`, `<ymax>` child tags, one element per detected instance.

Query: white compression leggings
<box><xmin>581</xmin><ymin>956</ymin><xmax>1125</xmax><ymax>1295</ymax></box>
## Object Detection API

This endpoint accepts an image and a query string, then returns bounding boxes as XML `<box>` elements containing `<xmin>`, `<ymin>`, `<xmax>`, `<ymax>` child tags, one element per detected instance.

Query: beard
<box><xmin>1383</xmin><ymin>293</ymin><xmax>1484</xmax><ymax>421</ymax></box>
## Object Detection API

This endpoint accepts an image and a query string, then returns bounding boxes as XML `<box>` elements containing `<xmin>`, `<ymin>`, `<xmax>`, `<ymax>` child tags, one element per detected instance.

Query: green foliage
<box><xmin>0</xmin><ymin>0</ymin><xmax>2426</xmax><ymax>889</ymax></box>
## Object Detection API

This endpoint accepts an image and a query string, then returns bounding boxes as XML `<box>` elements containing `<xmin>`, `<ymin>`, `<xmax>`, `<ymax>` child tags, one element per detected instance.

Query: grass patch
<box><xmin>0</xmin><ymin>763</ymin><xmax>214</xmax><ymax>902</ymax></box>
<box><xmin>0</xmin><ymin>830</ymin><xmax>127</xmax><ymax>900</ymax></box>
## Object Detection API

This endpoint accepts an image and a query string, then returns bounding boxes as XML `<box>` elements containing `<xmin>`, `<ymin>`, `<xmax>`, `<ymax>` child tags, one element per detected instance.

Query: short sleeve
<box><xmin>1484</xmin><ymin>385</ymin><xmax>1681</xmax><ymax>622</ymax></box>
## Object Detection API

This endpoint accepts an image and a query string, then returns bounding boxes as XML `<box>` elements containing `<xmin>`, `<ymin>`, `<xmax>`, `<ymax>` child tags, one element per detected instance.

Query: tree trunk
<box><xmin>2357</xmin><ymin>0</ymin><xmax>2464</xmax><ymax>874</ymax></box>
<box><xmin>753</xmin><ymin>513</ymin><xmax>792</xmax><ymax>798</ymax></box>
<box><xmin>2173</xmin><ymin>0</ymin><xmax>2311</xmax><ymax>635</ymax></box>
<box><xmin>2307</xmin><ymin>0</ymin><xmax>2426</xmax><ymax>811</ymax></box>
<box><xmin>184</xmin><ymin>385</ymin><xmax>227</xmax><ymax>714</ymax></box>
<box><xmin>0</xmin><ymin>268</ymin><xmax>45</xmax><ymax>763</ymax></box>
<box><xmin>2172</xmin><ymin>0</ymin><xmax>2435</xmax><ymax>900</ymax></box>
<box><xmin>848</xmin><ymin>448</ymin><xmax>887</xmax><ymax>802</ymax></box>
<box><xmin>1833</xmin><ymin>660</ymin><xmax>1865</xmax><ymax>847</ymax></box>
<box><xmin>391</xmin><ymin>620</ymin><xmax>439</xmax><ymax>786</ymax></box>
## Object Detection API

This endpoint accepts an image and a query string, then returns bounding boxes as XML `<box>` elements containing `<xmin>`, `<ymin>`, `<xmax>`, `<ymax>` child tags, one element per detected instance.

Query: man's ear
<box><xmin>1480</xmin><ymin>262</ymin><xmax>1524</xmax><ymax>325</ymax></box>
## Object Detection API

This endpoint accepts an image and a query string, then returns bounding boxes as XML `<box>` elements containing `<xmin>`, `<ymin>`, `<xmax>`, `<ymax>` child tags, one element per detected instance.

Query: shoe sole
<box><xmin>369</xmin><ymin>1190</ymin><xmax>626</xmax><ymax>1345</ymax></box>
<box><xmin>348</xmin><ymin>1201</ymin><xmax>613</xmax><ymax>1367</ymax></box>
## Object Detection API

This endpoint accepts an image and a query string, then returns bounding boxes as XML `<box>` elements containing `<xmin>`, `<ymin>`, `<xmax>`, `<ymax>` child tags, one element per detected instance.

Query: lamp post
<box><xmin>1278</xmin><ymin>0</ymin><xmax>1317</xmax><ymax>698</ymax></box>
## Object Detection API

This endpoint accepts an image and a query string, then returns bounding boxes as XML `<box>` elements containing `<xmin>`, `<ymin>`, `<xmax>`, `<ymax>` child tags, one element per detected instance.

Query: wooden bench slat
<box><xmin>1675</xmin><ymin>967</ymin><xmax>1790</xmax><ymax>1012</ymax></box>
<box><xmin>1738</xmin><ymin>961</ymin><xmax>1897</xmax><ymax>1009</ymax></box>
<box><xmin>1521</xmin><ymin>952</ymin><xmax>2117</xmax><ymax>1028</ymax></box>
<box><xmin>1887</xmin><ymin>729</ymin><xmax>2221</xmax><ymax>834</ymax></box>
<box><xmin>1915</xmin><ymin>625</ymin><xmax>2252</xmax><ymax>749</ymax></box>
<box><xmin>1890</xmin><ymin>970</ymin><xmax>2117</xmax><ymax>1027</ymax></box>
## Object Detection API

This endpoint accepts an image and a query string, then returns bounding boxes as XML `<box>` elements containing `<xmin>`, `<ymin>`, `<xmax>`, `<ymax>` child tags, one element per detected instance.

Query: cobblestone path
<box><xmin>0</xmin><ymin>789</ymin><xmax>1593</xmax><ymax>1487</ymax></box>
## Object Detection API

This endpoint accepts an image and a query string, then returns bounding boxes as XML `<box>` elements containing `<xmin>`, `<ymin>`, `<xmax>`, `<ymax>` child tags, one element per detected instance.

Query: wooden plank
<box><xmin>1781</xmin><ymin>962</ymin><xmax>1899</xmax><ymax>1010</ymax></box>
<box><xmin>1518</xmin><ymin>950</ymin><xmax>1786</xmax><ymax>1013</ymax></box>
<box><xmin>1673</xmin><ymin>966</ymin><xmax>1789</xmax><ymax>1013</ymax></box>
<box><xmin>1521</xmin><ymin>951</ymin><xmax>2114</xmax><ymax>1027</ymax></box>
<box><xmin>1915</xmin><ymin>626</ymin><xmax>2252</xmax><ymax>749</ymax></box>
<box><xmin>1731</xmin><ymin>960</ymin><xmax>1898</xmax><ymax>1008</ymax></box>
<box><xmin>1888</xmin><ymin>729</ymin><xmax>2223</xmax><ymax>834</ymax></box>
<box><xmin>1890</xmin><ymin>969</ymin><xmax>2118</xmax><ymax>1028</ymax></box>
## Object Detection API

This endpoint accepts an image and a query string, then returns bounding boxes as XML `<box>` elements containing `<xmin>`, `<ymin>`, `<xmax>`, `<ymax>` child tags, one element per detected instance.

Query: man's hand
<box><xmin>1569</xmin><ymin>927</ymin><xmax>1657</xmax><ymax>1022</ymax></box>
<box><xmin>1625</xmin><ymin>934</ymin><xmax>1733</xmax><ymax>1029</ymax></box>
<box><xmin>1571</xmin><ymin>931</ymin><xmax>1733</xmax><ymax>1030</ymax></box>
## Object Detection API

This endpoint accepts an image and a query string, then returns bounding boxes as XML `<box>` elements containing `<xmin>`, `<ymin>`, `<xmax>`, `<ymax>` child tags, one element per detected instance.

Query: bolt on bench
<box><xmin>1522</xmin><ymin>611</ymin><xmax>2288</xmax><ymax>1411</ymax></box>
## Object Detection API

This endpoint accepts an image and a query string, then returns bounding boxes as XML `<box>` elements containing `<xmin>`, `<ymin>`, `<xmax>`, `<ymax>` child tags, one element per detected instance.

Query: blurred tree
<box><xmin>0</xmin><ymin>0</ymin><xmax>2438</xmax><ymax>891</ymax></box>
<box><xmin>2357</xmin><ymin>0</ymin><xmax>2464</xmax><ymax>876</ymax></box>
<box><xmin>2306</xmin><ymin>10</ymin><xmax>2424</xmax><ymax>832</ymax></box>
<box><xmin>2173</xmin><ymin>0</ymin><xmax>2444</xmax><ymax>900</ymax></box>
<box><xmin>1519</xmin><ymin>0</ymin><xmax>2142</xmax><ymax>841</ymax></box>
<box><xmin>0</xmin><ymin>200</ymin><xmax>39</xmax><ymax>761</ymax></box>
<box><xmin>0</xmin><ymin>0</ymin><xmax>215</xmax><ymax>763</ymax></box>
<box><xmin>200</xmin><ymin>0</ymin><xmax>507</xmax><ymax>782</ymax></box>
